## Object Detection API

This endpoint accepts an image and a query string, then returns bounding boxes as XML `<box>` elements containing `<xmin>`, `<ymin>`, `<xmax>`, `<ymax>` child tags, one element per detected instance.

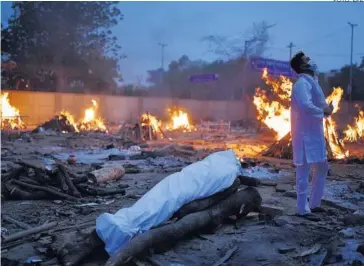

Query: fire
<box><xmin>253</xmin><ymin>69</ymin><xmax>348</xmax><ymax>159</ymax></box>
<box><xmin>253</xmin><ymin>70</ymin><xmax>292</xmax><ymax>140</ymax></box>
<box><xmin>141</xmin><ymin>113</ymin><xmax>164</xmax><ymax>139</ymax></box>
<box><xmin>344</xmin><ymin>105</ymin><xmax>364</xmax><ymax>142</ymax></box>
<box><xmin>1</xmin><ymin>92</ymin><xmax>25</xmax><ymax>130</ymax></box>
<box><xmin>79</xmin><ymin>99</ymin><xmax>107</xmax><ymax>132</ymax></box>
<box><xmin>324</xmin><ymin>87</ymin><xmax>348</xmax><ymax>159</ymax></box>
<box><xmin>253</xmin><ymin>88</ymin><xmax>291</xmax><ymax>140</ymax></box>
<box><xmin>59</xmin><ymin>110</ymin><xmax>79</xmax><ymax>132</ymax></box>
<box><xmin>166</xmin><ymin>108</ymin><xmax>195</xmax><ymax>132</ymax></box>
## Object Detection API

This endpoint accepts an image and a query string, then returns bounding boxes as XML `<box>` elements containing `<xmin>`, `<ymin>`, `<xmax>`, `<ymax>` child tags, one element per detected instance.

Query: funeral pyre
<box><xmin>120</xmin><ymin>107</ymin><xmax>196</xmax><ymax>141</ymax></box>
<box><xmin>344</xmin><ymin>104</ymin><xmax>364</xmax><ymax>143</ymax></box>
<box><xmin>34</xmin><ymin>99</ymin><xmax>107</xmax><ymax>133</ymax></box>
<box><xmin>253</xmin><ymin>69</ymin><xmax>349</xmax><ymax>160</ymax></box>
<box><xmin>1</xmin><ymin>92</ymin><xmax>25</xmax><ymax>130</ymax></box>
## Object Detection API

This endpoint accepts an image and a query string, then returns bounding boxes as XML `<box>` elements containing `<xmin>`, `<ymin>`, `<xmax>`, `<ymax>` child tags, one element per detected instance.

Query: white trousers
<box><xmin>296</xmin><ymin>161</ymin><xmax>328</xmax><ymax>215</ymax></box>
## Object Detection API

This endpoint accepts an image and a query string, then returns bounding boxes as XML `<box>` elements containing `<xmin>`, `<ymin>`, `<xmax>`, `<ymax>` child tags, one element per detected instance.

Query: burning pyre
<box><xmin>139</xmin><ymin>108</ymin><xmax>195</xmax><ymax>140</ymax></box>
<box><xmin>344</xmin><ymin>105</ymin><xmax>364</xmax><ymax>142</ymax></box>
<box><xmin>78</xmin><ymin>100</ymin><xmax>107</xmax><ymax>132</ymax></box>
<box><xmin>254</xmin><ymin>69</ymin><xmax>349</xmax><ymax>160</ymax></box>
<box><xmin>1</xmin><ymin>92</ymin><xmax>25</xmax><ymax>130</ymax></box>
<box><xmin>35</xmin><ymin>99</ymin><xmax>107</xmax><ymax>133</ymax></box>
<box><xmin>140</xmin><ymin>113</ymin><xmax>164</xmax><ymax>140</ymax></box>
<box><xmin>166</xmin><ymin>108</ymin><xmax>195</xmax><ymax>132</ymax></box>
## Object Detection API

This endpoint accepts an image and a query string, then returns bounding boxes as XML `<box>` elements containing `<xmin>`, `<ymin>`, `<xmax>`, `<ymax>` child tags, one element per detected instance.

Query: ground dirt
<box><xmin>1</xmin><ymin>129</ymin><xmax>364</xmax><ymax>266</ymax></box>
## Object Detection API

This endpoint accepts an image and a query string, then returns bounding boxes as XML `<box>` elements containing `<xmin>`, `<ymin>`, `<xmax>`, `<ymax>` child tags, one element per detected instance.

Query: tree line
<box><xmin>2</xmin><ymin>2</ymin><xmax>363</xmax><ymax>101</ymax></box>
<box><xmin>1</xmin><ymin>2</ymin><xmax>124</xmax><ymax>93</ymax></box>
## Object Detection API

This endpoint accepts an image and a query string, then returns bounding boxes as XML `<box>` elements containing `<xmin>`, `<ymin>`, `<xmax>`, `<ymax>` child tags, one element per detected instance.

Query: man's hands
<box><xmin>324</xmin><ymin>103</ymin><xmax>334</xmax><ymax>117</ymax></box>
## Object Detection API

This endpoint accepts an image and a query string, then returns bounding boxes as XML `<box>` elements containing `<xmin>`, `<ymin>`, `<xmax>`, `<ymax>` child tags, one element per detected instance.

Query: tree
<box><xmin>327</xmin><ymin>62</ymin><xmax>364</xmax><ymax>101</ymax></box>
<box><xmin>1</xmin><ymin>1</ymin><xmax>124</xmax><ymax>92</ymax></box>
<box><xmin>146</xmin><ymin>54</ymin><xmax>261</xmax><ymax>100</ymax></box>
<box><xmin>202</xmin><ymin>21</ymin><xmax>275</xmax><ymax>60</ymax></box>
<box><xmin>200</xmin><ymin>21</ymin><xmax>275</xmax><ymax>102</ymax></box>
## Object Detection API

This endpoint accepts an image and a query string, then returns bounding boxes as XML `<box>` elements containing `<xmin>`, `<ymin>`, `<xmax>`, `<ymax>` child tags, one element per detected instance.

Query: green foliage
<box><xmin>147</xmin><ymin>54</ymin><xmax>263</xmax><ymax>100</ymax></box>
<box><xmin>1</xmin><ymin>1</ymin><xmax>124</xmax><ymax>92</ymax></box>
<box><xmin>327</xmin><ymin>60</ymin><xmax>364</xmax><ymax>101</ymax></box>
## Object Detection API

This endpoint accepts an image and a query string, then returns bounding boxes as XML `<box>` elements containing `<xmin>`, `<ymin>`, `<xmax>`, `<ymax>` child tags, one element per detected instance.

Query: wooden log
<box><xmin>129</xmin><ymin>151</ymin><xmax>168</xmax><ymax>160</ymax></box>
<box><xmin>2</xmin><ymin>214</ymin><xmax>32</xmax><ymax>229</ymax></box>
<box><xmin>238</xmin><ymin>176</ymin><xmax>260</xmax><ymax>187</ymax></box>
<box><xmin>173</xmin><ymin>146</ymin><xmax>196</xmax><ymax>156</ymax></box>
<box><xmin>18</xmin><ymin>159</ymin><xmax>52</xmax><ymax>174</ymax></box>
<box><xmin>88</xmin><ymin>166</ymin><xmax>125</xmax><ymax>184</ymax></box>
<box><xmin>1</xmin><ymin>166</ymin><xmax>24</xmax><ymax>183</ymax></box>
<box><xmin>343</xmin><ymin>214</ymin><xmax>364</xmax><ymax>226</ymax></box>
<box><xmin>173</xmin><ymin>179</ymin><xmax>241</xmax><ymax>219</ymax></box>
<box><xmin>69</xmin><ymin>172</ymin><xmax>88</xmax><ymax>184</ymax></box>
<box><xmin>56</xmin><ymin>168</ymin><xmax>69</xmax><ymax>191</ymax></box>
<box><xmin>11</xmin><ymin>180</ymin><xmax>80</xmax><ymax>201</ymax></box>
<box><xmin>58</xmin><ymin>164</ymin><xmax>81</xmax><ymax>197</ymax></box>
<box><xmin>56</xmin><ymin>229</ymin><xmax>104</xmax><ymax>266</ymax></box>
<box><xmin>2</xmin><ymin>221</ymin><xmax>57</xmax><ymax>244</ymax></box>
<box><xmin>76</xmin><ymin>184</ymin><xmax>126</xmax><ymax>196</ymax></box>
<box><xmin>4</xmin><ymin>183</ymin><xmax>50</xmax><ymax>200</ymax></box>
<box><xmin>18</xmin><ymin>176</ymin><xmax>42</xmax><ymax>186</ymax></box>
<box><xmin>105</xmin><ymin>187</ymin><xmax>262</xmax><ymax>266</ymax></box>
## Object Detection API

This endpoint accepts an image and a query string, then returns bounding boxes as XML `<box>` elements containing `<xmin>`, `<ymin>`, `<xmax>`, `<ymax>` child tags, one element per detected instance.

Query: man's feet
<box><xmin>296</xmin><ymin>212</ymin><xmax>321</xmax><ymax>222</ymax></box>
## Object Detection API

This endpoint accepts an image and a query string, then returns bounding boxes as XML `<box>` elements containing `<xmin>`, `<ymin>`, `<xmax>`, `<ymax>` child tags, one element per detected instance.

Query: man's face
<box><xmin>301</xmin><ymin>55</ymin><xmax>310</xmax><ymax>65</ymax></box>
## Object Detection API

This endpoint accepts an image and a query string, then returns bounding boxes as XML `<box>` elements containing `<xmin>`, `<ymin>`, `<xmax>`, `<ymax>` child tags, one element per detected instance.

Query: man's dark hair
<box><xmin>290</xmin><ymin>52</ymin><xmax>305</xmax><ymax>74</ymax></box>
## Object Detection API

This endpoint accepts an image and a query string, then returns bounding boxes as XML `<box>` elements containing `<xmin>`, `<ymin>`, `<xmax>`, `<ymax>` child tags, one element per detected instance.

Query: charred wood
<box><xmin>173</xmin><ymin>178</ymin><xmax>241</xmax><ymax>219</ymax></box>
<box><xmin>76</xmin><ymin>184</ymin><xmax>127</xmax><ymax>196</ymax></box>
<box><xmin>2</xmin><ymin>214</ymin><xmax>32</xmax><ymax>230</ymax></box>
<box><xmin>2</xmin><ymin>221</ymin><xmax>57</xmax><ymax>244</ymax></box>
<box><xmin>1</xmin><ymin>166</ymin><xmax>24</xmax><ymax>183</ymax></box>
<box><xmin>58</xmin><ymin>164</ymin><xmax>81</xmax><ymax>197</ymax></box>
<box><xmin>238</xmin><ymin>176</ymin><xmax>261</xmax><ymax>187</ymax></box>
<box><xmin>105</xmin><ymin>187</ymin><xmax>262</xmax><ymax>266</ymax></box>
<box><xmin>3</xmin><ymin>183</ymin><xmax>49</xmax><ymax>200</ymax></box>
<box><xmin>11</xmin><ymin>180</ymin><xmax>80</xmax><ymax>201</ymax></box>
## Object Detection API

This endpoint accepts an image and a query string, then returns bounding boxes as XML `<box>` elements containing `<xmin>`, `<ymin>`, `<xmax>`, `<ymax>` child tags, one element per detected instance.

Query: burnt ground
<box><xmin>1</xmin><ymin>129</ymin><xmax>364</xmax><ymax>266</ymax></box>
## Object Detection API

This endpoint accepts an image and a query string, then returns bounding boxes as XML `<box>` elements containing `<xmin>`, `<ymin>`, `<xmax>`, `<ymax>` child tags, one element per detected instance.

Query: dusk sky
<box><xmin>1</xmin><ymin>1</ymin><xmax>364</xmax><ymax>84</ymax></box>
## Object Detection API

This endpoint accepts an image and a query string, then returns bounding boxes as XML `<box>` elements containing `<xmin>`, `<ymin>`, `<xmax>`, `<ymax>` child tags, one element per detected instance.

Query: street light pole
<box><xmin>287</xmin><ymin>42</ymin><xmax>295</xmax><ymax>60</ymax></box>
<box><xmin>158</xmin><ymin>42</ymin><xmax>167</xmax><ymax>70</ymax></box>
<box><xmin>348</xmin><ymin>22</ymin><xmax>358</xmax><ymax>101</ymax></box>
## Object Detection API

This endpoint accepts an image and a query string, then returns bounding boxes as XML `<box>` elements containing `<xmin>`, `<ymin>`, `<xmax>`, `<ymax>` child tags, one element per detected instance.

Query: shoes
<box><xmin>296</xmin><ymin>212</ymin><xmax>321</xmax><ymax>222</ymax></box>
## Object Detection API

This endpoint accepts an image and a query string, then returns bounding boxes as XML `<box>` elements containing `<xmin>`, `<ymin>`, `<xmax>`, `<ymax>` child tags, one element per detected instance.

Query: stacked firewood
<box><xmin>262</xmin><ymin>132</ymin><xmax>364</xmax><ymax>163</ymax></box>
<box><xmin>32</xmin><ymin>114</ymin><xmax>78</xmax><ymax>133</ymax></box>
<box><xmin>56</xmin><ymin>176</ymin><xmax>264</xmax><ymax>266</ymax></box>
<box><xmin>262</xmin><ymin>133</ymin><xmax>293</xmax><ymax>159</ymax></box>
<box><xmin>1</xmin><ymin>159</ymin><xmax>127</xmax><ymax>201</ymax></box>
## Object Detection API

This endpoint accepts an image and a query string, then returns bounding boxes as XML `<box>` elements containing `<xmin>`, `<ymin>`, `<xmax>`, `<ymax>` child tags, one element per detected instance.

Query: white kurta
<box><xmin>290</xmin><ymin>74</ymin><xmax>329</xmax><ymax>166</ymax></box>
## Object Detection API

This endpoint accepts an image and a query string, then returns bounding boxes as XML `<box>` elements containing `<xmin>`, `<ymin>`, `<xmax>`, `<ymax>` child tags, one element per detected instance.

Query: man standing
<box><xmin>290</xmin><ymin>52</ymin><xmax>333</xmax><ymax>216</ymax></box>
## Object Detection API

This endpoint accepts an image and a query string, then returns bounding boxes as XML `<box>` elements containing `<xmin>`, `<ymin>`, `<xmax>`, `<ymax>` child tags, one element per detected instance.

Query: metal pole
<box><xmin>158</xmin><ymin>42</ymin><xmax>167</xmax><ymax>70</ymax></box>
<box><xmin>348</xmin><ymin>22</ymin><xmax>358</xmax><ymax>101</ymax></box>
<box><xmin>287</xmin><ymin>42</ymin><xmax>295</xmax><ymax>60</ymax></box>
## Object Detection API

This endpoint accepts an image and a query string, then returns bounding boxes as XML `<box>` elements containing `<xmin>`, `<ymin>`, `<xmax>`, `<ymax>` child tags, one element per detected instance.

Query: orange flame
<box><xmin>253</xmin><ymin>69</ymin><xmax>348</xmax><ymax>159</ymax></box>
<box><xmin>59</xmin><ymin>110</ymin><xmax>79</xmax><ymax>132</ymax></box>
<box><xmin>324</xmin><ymin>87</ymin><xmax>348</xmax><ymax>159</ymax></box>
<box><xmin>253</xmin><ymin>70</ymin><xmax>292</xmax><ymax>140</ymax></box>
<box><xmin>1</xmin><ymin>92</ymin><xmax>25</xmax><ymax>130</ymax></box>
<box><xmin>141</xmin><ymin>113</ymin><xmax>164</xmax><ymax>139</ymax></box>
<box><xmin>344</xmin><ymin>105</ymin><xmax>364</xmax><ymax>142</ymax></box>
<box><xmin>166</xmin><ymin>108</ymin><xmax>195</xmax><ymax>132</ymax></box>
<box><xmin>79</xmin><ymin>99</ymin><xmax>107</xmax><ymax>132</ymax></box>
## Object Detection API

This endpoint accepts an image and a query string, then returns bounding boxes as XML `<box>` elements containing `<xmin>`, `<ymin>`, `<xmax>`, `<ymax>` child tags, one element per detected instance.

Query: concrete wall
<box><xmin>2</xmin><ymin>90</ymin><xmax>250</xmax><ymax>127</ymax></box>
<box><xmin>3</xmin><ymin>90</ymin><xmax>362</xmax><ymax>129</ymax></box>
